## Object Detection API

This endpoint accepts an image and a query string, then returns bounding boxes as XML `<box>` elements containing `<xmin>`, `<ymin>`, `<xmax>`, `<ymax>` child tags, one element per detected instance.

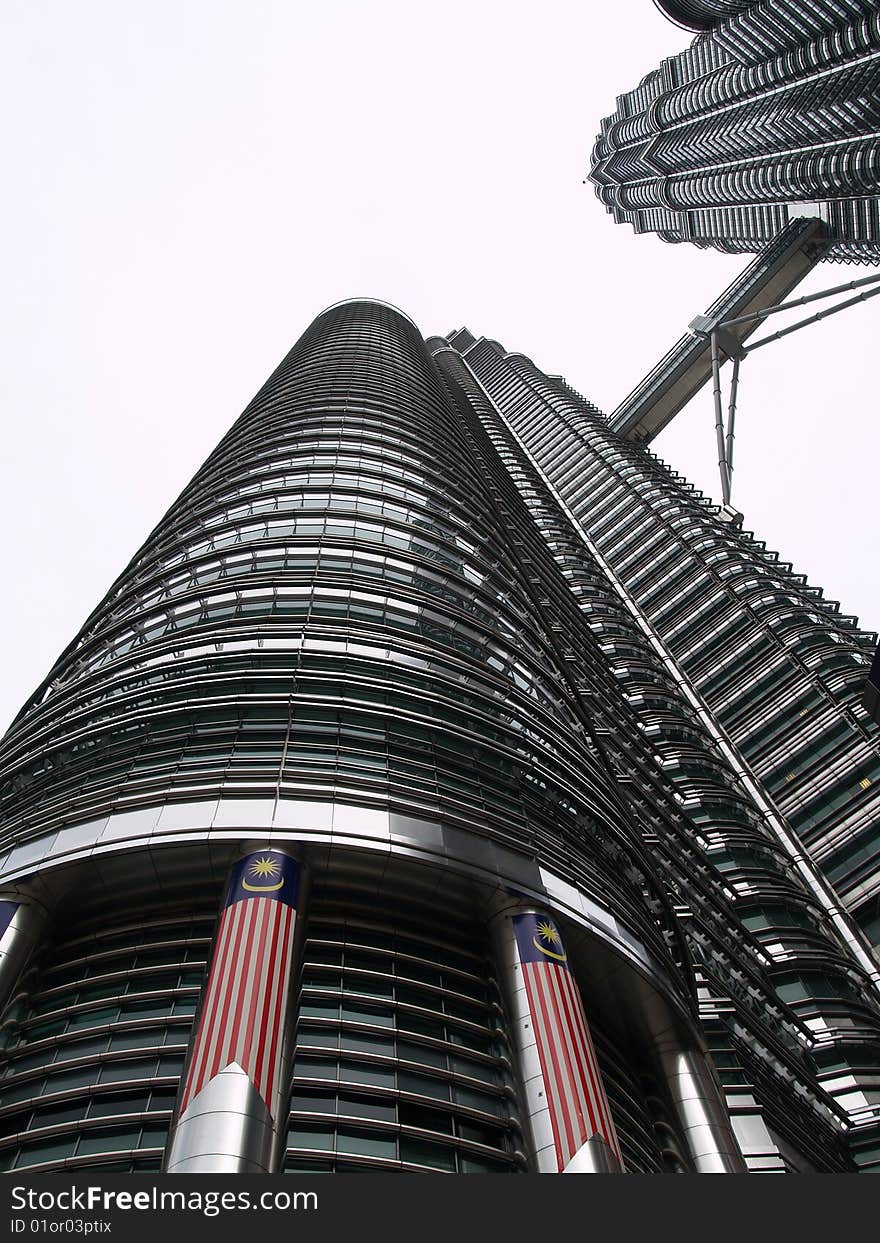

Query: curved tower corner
<box><xmin>0</xmin><ymin>301</ymin><xmax>732</xmax><ymax>1175</ymax></box>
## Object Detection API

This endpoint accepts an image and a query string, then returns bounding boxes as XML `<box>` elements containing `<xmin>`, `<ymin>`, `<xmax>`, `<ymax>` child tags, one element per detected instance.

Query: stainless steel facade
<box><xmin>435</xmin><ymin>325</ymin><xmax>880</xmax><ymax>1170</ymax></box>
<box><xmin>590</xmin><ymin>0</ymin><xmax>880</xmax><ymax>261</ymax></box>
<box><xmin>451</xmin><ymin>336</ymin><xmax>880</xmax><ymax>949</ymax></box>
<box><xmin>0</xmin><ymin>300</ymin><xmax>878</xmax><ymax>1173</ymax></box>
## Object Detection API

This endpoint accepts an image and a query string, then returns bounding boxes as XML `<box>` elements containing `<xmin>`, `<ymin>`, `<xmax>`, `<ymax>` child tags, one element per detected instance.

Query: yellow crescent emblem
<box><xmin>242</xmin><ymin>876</ymin><xmax>284</xmax><ymax>892</ymax></box>
<box><xmin>532</xmin><ymin>937</ymin><xmax>567</xmax><ymax>962</ymax></box>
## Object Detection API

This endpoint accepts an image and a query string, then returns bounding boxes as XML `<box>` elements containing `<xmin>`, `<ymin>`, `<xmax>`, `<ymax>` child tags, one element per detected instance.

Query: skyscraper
<box><xmin>0</xmin><ymin>301</ymin><xmax>879</xmax><ymax>1175</ymax></box>
<box><xmin>450</xmin><ymin>332</ymin><xmax>880</xmax><ymax>952</ymax></box>
<box><xmin>589</xmin><ymin>0</ymin><xmax>880</xmax><ymax>261</ymax></box>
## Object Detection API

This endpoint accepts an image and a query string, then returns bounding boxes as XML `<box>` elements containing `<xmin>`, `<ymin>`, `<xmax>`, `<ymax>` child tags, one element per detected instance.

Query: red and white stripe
<box><xmin>179</xmin><ymin>896</ymin><xmax>297</xmax><ymax>1116</ymax></box>
<box><xmin>522</xmin><ymin>959</ymin><xmax>622</xmax><ymax>1168</ymax></box>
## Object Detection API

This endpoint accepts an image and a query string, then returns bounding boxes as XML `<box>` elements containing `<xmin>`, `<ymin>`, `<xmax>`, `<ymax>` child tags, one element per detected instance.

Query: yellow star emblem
<box><xmin>536</xmin><ymin>919</ymin><xmax>560</xmax><ymax>945</ymax></box>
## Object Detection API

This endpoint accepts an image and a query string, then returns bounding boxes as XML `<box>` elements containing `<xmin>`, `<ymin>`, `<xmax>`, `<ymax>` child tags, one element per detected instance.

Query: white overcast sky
<box><xmin>1</xmin><ymin>1</ymin><xmax>877</xmax><ymax>735</ymax></box>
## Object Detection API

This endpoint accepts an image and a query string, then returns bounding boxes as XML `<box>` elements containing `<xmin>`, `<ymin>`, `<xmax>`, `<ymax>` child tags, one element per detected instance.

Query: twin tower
<box><xmin>1</xmin><ymin>301</ymin><xmax>879</xmax><ymax>1174</ymax></box>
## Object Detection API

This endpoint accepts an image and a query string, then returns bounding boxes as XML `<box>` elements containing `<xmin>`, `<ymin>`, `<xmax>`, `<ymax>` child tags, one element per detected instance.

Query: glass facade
<box><xmin>454</xmin><ymin>338</ymin><xmax>880</xmax><ymax>953</ymax></box>
<box><xmin>0</xmin><ymin>300</ymin><xmax>877</xmax><ymax>1172</ymax></box>
<box><xmin>0</xmin><ymin>901</ymin><xmax>211</xmax><ymax>1173</ymax></box>
<box><xmin>285</xmin><ymin>886</ymin><xmax>523</xmax><ymax>1173</ymax></box>
<box><xmin>590</xmin><ymin>0</ymin><xmax>880</xmax><ymax>262</ymax></box>
<box><xmin>433</xmin><ymin>327</ymin><xmax>880</xmax><ymax>1170</ymax></box>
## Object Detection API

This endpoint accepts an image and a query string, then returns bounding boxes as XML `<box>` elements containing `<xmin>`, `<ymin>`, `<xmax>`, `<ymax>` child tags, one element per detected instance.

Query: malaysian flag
<box><xmin>179</xmin><ymin>851</ymin><xmax>300</xmax><ymax>1118</ymax></box>
<box><xmin>513</xmin><ymin>911</ymin><xmax>622</xmax><ymax>1169</ymax></box>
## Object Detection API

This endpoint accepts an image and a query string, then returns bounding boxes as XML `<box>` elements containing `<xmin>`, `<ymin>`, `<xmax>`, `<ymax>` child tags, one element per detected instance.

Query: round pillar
<box><xmin>655</xmin><ymin>1037</ymin><xmax>747</xmax><ymax>1173</ymax></box>
<box><xmin>490</xmin><ymin>904</ymin><xmax>623</xmax><ymax>1173</ymax></box>
<box><xmin>0</xmin><ymin>894</ymin><xmax>49</xmax><ymax>1019</ymax></box>
<box><xmin>164</xmin><ymin>848</ymin><xmax>306</xmax><ymax>1173</ymax></box>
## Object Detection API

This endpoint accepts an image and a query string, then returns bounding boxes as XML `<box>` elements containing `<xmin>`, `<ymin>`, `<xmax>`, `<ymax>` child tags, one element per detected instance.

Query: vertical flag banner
<box><xmin>513</xmin><ymin>911</ymin><xmax>622</xmax><ymax>1169</ymax></box>
<box><xmin>179</xmin><ymin>851</ymin><xmax>300</xmax><ymax>1118</ymax></box>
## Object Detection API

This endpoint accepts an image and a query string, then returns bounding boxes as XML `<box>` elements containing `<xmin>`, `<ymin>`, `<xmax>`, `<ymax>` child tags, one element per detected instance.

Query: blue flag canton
<box><xmin>0</xmin><ymin>900</ymin><xmax>18</xmax><ymax>941</ymax></box>
<box><xmin>513</xmin><ymin>911</ymin><xmax>570</xmax><ymax>969</ymax></box>
<box><xmin>224</xmin><ymin>852</ymin><xmax>300</xmax><ymax>910</ymax></box>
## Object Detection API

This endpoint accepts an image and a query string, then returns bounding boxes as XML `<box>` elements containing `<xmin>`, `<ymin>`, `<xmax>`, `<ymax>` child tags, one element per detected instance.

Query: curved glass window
<box><xmin>0</xmin><ymin>908</ymin><xmax>211</xmax><ymax>1173</ymax></box>
<box><xmin>284</xmin><ymin>891</ymin><xmax>524</xmax><ymax>1173</ymax></box>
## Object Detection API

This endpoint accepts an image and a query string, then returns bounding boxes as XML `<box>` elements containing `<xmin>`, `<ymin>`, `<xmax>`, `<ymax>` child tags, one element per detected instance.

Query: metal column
<box><xmin>490</xmin><ymin>903</ymin><xmax>622</xmax><ymax>1173</ymax></box>
<box><xmin>164</xmin><ymin>849</ymin><xmax>306</xmax><ymax>1173</ymax></box>
<box><xmin>655</xmin><ymin>1035</ymin><xmax>747</xmax><ymax>1173</ymax></box>
<box><xmin>0</xmin><ymin>895</ymin><xmax>49</xmax><ymax>1018</ymax></box>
